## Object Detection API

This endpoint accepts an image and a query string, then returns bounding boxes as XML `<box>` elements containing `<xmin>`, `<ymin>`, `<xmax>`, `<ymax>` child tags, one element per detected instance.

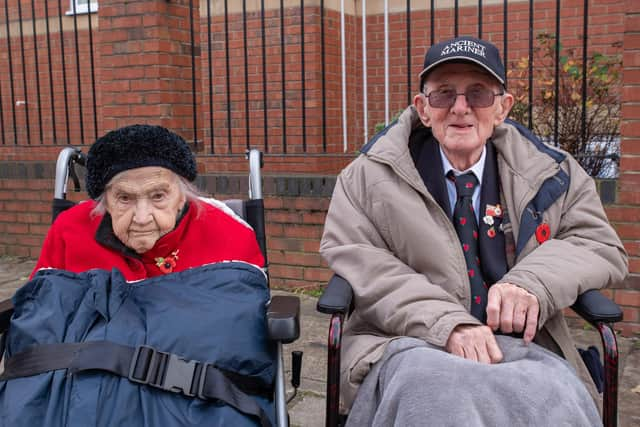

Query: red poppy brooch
<box><xmin>483</xmin><ymin>204</ymin><xmax>503</xmax><ymax>239</ymax></box>
<box><xmin>155</xmin><ymin>249</ymin><xmax>180</xmax><ymax>274</ymax></box>
<box><xmin>535</xmin><ymin>223</ymin><xmax>551</xmax><ymax>244</ymax></box>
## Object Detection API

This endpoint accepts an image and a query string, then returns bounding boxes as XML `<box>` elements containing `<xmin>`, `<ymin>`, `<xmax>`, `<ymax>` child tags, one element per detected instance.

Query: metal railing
<box><xmin>0</xmin><ymin>1</ymin><xmax>623</xmax><ymax>176</ymax></box>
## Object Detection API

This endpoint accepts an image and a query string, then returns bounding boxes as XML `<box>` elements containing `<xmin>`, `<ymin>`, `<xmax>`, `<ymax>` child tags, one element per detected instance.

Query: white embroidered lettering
<box><xmin>440</xmin><ymin>41</ymin><xmax>486</xmax><ymax>58</ymax></box>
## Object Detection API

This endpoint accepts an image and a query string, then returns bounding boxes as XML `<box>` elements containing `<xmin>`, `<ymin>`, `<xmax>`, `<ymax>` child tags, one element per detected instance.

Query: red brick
<box><xmin>269</xmin><ymin>264</ymin><xmax>304</xmax><ymax>280</ymax></box>
<box><xmin>604</xmin><ymin>206</ymin><xmax>640</xmax><ymax>222</ymax></box>
<box><xmin>623</xmin><ymin>241</ymin><xmax>640</xmax><ymax>257</ymax></box>
<box><xmin>303</xmin><ymin>267</ymin><xmax>333</xmax><ymax>282</ymax></box>
<box><xmin>628</xmin><ymin>257</ymin><xmax>640</xmax><ymax>274</ymax></box>
<box><xmin>622</xmin><ymin>306</ymin><xmax>639</xmax><ymax>322</ymax></box>
<box><xmin>614</xmin><ymin>290</ymin><xmax>640</xmax><ymax>307</ymax></box>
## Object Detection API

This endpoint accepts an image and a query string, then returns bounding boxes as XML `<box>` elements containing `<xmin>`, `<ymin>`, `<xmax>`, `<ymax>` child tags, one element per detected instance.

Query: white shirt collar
<box><xmin>440</xmin><ymin>145</ymin><xmax>487</xmax><ymax>185</ymax></box>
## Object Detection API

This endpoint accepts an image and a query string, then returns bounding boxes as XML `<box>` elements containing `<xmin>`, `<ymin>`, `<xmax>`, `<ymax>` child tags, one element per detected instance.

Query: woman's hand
<box><xmin>486</xmin><ymin>282</ymin><xmax>539</xmax><ymax>343</ymax></box>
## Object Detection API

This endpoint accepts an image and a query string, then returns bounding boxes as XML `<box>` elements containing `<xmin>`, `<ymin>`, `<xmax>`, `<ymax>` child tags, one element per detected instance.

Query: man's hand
<box><xmin>486</xmin><ymin>282</ymin><xmax>539</xmax><ymax>343</ymax></box>
<box><xmin>445</xmin><ymin>324</ymin><xmax>503</xmax><ymax>364</ymax></box>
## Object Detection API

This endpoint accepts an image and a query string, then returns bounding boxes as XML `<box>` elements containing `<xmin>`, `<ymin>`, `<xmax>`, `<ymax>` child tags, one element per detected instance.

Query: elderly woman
<box><xmin>32</xmin><ymin>124</ymin><xmax>264</xmax><ymax>280</ymax></box>
<box><xmin>6</xmin><ymin>125</ymin><xmax>275</xmax><ymax>427</ymax></box>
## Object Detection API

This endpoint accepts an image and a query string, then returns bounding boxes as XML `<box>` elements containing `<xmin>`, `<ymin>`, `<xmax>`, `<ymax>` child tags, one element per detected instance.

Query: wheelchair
<box><xmin>318</xmin><ymin>274</ymin><xmax>624</xmax><ymax>427</ymax></box>
<box><xmin>0</xmin><ymin>147</ymin><xmax>302</xmax><ymax>427</ymax></box>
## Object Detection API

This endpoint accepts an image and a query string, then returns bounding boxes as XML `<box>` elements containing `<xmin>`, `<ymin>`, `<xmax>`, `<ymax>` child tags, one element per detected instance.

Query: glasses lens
<box><xmin>466</xmin><ymin>86</ymin><xmax>494</xmax><ymax>108</ymax></box>
<box><xmin>429</xmin><ymin>89</ymin><xmax>456</xmax><ymax>108</ymax></box>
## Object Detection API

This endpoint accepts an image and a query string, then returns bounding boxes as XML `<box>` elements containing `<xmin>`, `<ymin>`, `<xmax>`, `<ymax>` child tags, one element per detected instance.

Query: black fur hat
<box><xmin>86</xmin><ymin>124</ymin><xmax>197</xmax><ymax>199</ymax></box>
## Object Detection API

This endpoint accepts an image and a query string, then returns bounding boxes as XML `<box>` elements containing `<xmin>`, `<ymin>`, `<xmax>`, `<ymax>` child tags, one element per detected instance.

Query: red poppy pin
<box><xmin>485</xmin><ymin>204</ymin><xmax>503</xmax><ymax>218</ymax></box>
<box><xmin>535</xmin><ymin>223</ymin><xmax>551</xmax><ymax>244</ymax></box>
<box><xmin>155</xmin><ymin>249</ymin><xmax>180</xmax><ymax>274</ymax></box>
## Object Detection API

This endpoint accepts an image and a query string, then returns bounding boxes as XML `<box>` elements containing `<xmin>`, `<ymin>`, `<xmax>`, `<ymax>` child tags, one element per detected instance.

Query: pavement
<box><xmin>0</xmin><ymin>255</ymin><xmax>638</xmax><ymax>426</ymax></box>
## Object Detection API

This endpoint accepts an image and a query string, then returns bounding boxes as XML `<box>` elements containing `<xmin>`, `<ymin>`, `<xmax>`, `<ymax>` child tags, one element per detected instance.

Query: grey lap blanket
<box><xmin>346</xmin><ymin>335</ymin><xmax>601</xmax><ymax>427</ymax></box>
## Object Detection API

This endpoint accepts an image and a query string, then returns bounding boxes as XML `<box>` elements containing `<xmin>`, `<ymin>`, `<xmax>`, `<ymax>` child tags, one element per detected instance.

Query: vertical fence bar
<box><xmin>554</xmin><ymin>0</ymin><xmax>561</xmax><ymax>146</ymax></box>
<box><xmin>31</xmin><ymin>0</ymin><xmax>44</xmax><ymax>143</ymax></box>
<box><xmin>242</xmin><ymin>0</ymin><xmax>250</xmax><ymax>149</ymax></box>
<box><xmin>454</xmin><ymin>0</ymin><xmax>459</xmax><ymax>37</ymax></box>
<box><xmin>430</xmin><ymin>0</ymin><xmax>434</xmax><ymax>43</ymax></box>
<box><xmin>280</xmin><ymin>0</ymin><xmax>287</xmax><ymax>152</ymax></box>
<box><xmin>301</xmin><ymin>0</ymin><xmax>307</xmax><ymax>151</ymax></box>
<box><xmin>58</xmin><ymin>0</ymin><xmax>71</xmax><ymax>144</ymax></box>
<box><xmin>0</xmin><ymin>65</ymin><xmax>4</xmax><ymax>144</ymax></box>
<box><xmin>260</xmin><ymin>0</ymin><xmax>268</xmax><ymax>152</ymax></box>
<box><xmin>44</xmin><ymin>0</ymin><xmax>57</xmax><ymax>143</ymax></box>
<box><xmin>224</xmin><ymin>0</ymin><xmax>231</xmax><ymax>150</ymax></box>
<box><xmin>321</xmin><ymin>0</ymin><xmax>326</xmax><ymax>151</ymax></box>
<box><xmin>0</xmin><ymin>4</ymin><xmax>4</xmax><ymax>146</ymax></box>
<box><xmin>406</xmin><ymin>0</ymin><xmax>411</xmax><ymax>105</ymax></box>
<box><xmin>87</xmin><ymin>2</ymin><xmax>97</xmax><ymax>140</ymax></box>
<box><xmin>384</xmin><ymin>0</ymin><xmax>389</xmax><ymax>125</ymax></box>
<box><xmin>71</xmin><ymin>0</ymin><xmax>85</xmax><ymax>144</ymax></box>
<box><xmin>206</xmin><ymin>0</ymin><xmax>214</xmax><ymax>152</ymax></box>
<box><xmin>362</xmin><ymin>0</ymin><xmax>368</xmax><ymax>144</ymax></box>
<box><xmin>528</xmin><ymin>0</ymin><xmax>534</xmax><ymax>129</ymax></box>
<box><xmin>5</xmin><ymin>1</ymin><xmax>18</xmax><ymax>145</ymax></box>
<box><xmin>478</xmin><ymin>0</ymin><xmax>483</xmax><ymax>39</ymax></box>
<box><xmin>208</xmin><ymin>0</ymin><xmax>216</xmax><ymax>154</ymax></box>
<box><xmin>189</xmin><ymin>0</ymin><xmax>198</xmax><ymax>148</ymax></box>
<box><xmin>503</xmin><ymin>0</ymin><xmax>508</xmax><ymax>68</ymax></box>
<box><xmin>18</xmin><ymin>1</ymin><xmax>32</xmax><ymax>144</ymax></box>
<box><xmin>341</xmin><ymin>0</ymin><xmax>347</xmax><ymax>151</ymax></box>
<box><xmin>581</xmin><ymin>0</ymin><xmax>588</xmax><ymax>144</ymax></box>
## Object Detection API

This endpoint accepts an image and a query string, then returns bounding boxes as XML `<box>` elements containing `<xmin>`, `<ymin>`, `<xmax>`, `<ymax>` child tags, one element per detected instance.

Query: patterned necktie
<box><xmin>449</xmin><ymin>172</ymin><xmax>487</xmax><ymax>322</ymax></box>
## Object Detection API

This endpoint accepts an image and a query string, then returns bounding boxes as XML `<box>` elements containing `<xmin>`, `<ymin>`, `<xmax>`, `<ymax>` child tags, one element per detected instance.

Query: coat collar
<box><xmin>410</xmin><ymin>129</ymin><xmax>451</xmax><ymax>218</ymax></box>
<box><xmin>365</xmin><ymin>109</ymin><xmax>562</xmax><ymax>195</ymax></box>
<box><xmin>362</xmin><ymin>106</ymin><xmax>434</xmax><ymax>198</ymax></box>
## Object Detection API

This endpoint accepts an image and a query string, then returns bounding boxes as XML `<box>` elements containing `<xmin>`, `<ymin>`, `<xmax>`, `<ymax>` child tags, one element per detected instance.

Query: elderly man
<box><xmin>32</xmin><ymin>124</ymin><xmax>264</xmax><ymax>280</ymax></box>
<box><xmin>320</xmin><ymin>36</ymin><xmax>627</xmax><ymax>425</ymax></box>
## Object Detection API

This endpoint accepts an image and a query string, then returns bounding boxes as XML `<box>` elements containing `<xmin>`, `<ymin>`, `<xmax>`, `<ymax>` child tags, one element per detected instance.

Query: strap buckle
<box><xmin>196</xmin><ymin>362</ymin><xmax>213</xmax><ymax>400</ymax></box>
<box><xmin>128</xmin><ymin>345</ymin><xmax>199</xmax><ymax>397</ymax></box>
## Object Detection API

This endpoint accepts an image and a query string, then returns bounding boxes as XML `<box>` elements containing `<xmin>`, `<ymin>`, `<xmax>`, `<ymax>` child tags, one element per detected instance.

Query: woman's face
<box><xmin>105</xmin><ymin>167</ymin><xmax>186</xmax><ymax>254</ymax></box>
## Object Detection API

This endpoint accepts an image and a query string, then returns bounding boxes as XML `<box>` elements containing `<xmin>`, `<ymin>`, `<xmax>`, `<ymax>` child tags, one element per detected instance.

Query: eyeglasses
<box><xmin>424</xmin><ymin>85</ymin><xmax>504</xmax><ymax>109</ymax></box>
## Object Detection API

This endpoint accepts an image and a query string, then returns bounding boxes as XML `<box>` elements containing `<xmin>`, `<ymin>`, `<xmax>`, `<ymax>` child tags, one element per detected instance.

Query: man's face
<box><xmin>414</xmin><ymin>62</ymin><xmax>513</xmax><ymax>169</ymax></box>
<box><xmin>105</xmin><ymin>167</ymin><xmax>186</xmax><ymax>254</ymax></box>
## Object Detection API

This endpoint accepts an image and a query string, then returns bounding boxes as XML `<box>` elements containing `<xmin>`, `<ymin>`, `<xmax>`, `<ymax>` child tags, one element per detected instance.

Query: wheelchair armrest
<box><xmin>317</xmin><ymin>274</ymin><xmax>353</xmax><ymax>315</ymax></box>
<box><xmin>0</xmin><ymin>298</ymin><xmax>14</xmax><ymax>334</ymax></box>
<box><xmin>571</xmin><ymin>289</ymin><xmax>623</xmax><ymax>325</ymax></box>
<box><xmin>267</xmin><ymin>295</ymin><xmax>300</xmax><ymax>344</ymax></box>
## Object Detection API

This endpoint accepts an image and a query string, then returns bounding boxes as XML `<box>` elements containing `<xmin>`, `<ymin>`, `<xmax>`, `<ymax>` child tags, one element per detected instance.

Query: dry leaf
<box><xmin>632</xmin><ymin>385</ymin><xmax>640</xmax><ymax>394</ymax></box>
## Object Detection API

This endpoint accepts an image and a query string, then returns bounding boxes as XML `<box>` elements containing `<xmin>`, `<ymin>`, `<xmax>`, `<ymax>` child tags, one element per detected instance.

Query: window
<box><xmin>67</xmin><ymin>0</ymin><xmax>98</xmax><ymax>15</ymax></box>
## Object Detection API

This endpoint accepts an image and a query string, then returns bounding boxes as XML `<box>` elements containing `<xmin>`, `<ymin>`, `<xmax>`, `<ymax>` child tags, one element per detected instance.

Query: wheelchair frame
<box><xmin>318</xmin><ymin>274</ymin><xmax>624</xmax><ymax>427</ymax></box>
<box><xmin>1</xmin><ymin>147</ymin><xmax>301</xmax><ymax>427</ymax></box>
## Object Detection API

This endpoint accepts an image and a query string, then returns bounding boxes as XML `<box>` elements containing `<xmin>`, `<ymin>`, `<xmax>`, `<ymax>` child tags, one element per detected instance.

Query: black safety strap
<box><xmin>0</xmin><ymin>341</ymin><xmax>272</xmax><ymax>427</ymax></box>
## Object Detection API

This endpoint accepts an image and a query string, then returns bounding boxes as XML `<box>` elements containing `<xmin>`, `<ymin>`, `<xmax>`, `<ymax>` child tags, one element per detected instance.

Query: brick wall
<box><xmin>609</xmin><ymin>0</ymin><xmax>640</xmax><ymax>336</ymax></box>
<box><xmin>0</xmin><ymin>0</ymin><xmax>638</xmax><ymax>335</ymax></box>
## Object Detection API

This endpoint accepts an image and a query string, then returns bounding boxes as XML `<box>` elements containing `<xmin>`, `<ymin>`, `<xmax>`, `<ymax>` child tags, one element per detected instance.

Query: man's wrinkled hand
<box><xmin>486</xmin><ymin>282</ymin><xmax>539</xmax><ymax>343</ymax></box>
<box><xmin>445</xmin><ymin>324</ymin><xmax>503</xmax><ymax>364</ymax></box>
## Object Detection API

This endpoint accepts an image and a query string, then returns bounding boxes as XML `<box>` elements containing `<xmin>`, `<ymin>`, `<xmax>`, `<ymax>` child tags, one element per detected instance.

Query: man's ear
<box><xmin>494</xmin><ymin>92</ymin><xmax>514</xmax><ymax>126</ymax></box>
<box><xmin>413</xmin><ymin>93</ymin><xmax>431</xmax><ymax>127</ymax></box>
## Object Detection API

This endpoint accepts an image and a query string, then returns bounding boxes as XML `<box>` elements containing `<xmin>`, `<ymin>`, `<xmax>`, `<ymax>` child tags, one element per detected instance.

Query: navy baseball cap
<box><xmin>419</xmin><ymin>36</ymin><xmax>506</xmax><ymax>87</ymax></box>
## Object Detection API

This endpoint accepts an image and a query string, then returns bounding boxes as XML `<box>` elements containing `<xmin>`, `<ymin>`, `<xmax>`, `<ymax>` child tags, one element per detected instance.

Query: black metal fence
<box><xmin>0</xmin><ymin>0</ymin><xmax>98</xmax><ymax>146</ymax></box>
<box><xmin>0</xmin><ymin>0</ymin><xmax>623</xmax><ymax>177</ymax></box>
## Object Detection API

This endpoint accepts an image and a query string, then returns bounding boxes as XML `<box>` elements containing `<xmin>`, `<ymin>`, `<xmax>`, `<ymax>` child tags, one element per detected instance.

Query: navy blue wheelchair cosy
<box><xmin>0</xmin><ymin>261</ymin><xmax>275</xmax><ymax>427</ymax></box>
